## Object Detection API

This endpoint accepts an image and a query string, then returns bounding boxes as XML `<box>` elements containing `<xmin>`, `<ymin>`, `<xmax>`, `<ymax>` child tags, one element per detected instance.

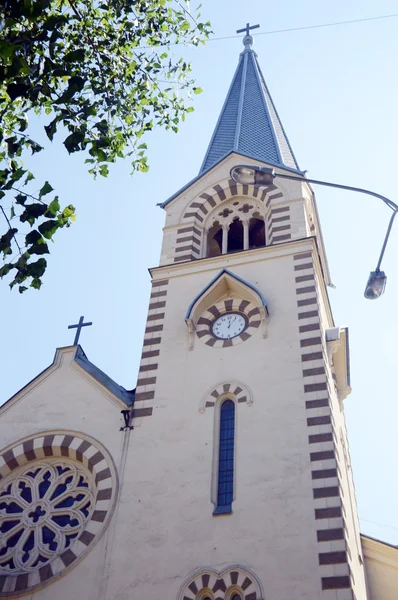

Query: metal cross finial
<box><xmin>236</xmin><ymin>22</ymin><xmax>260</xmax><ymax>36</ymax></box>
<box><xmin>68</xmin><ymin>316</ymin><xmax>93</xmax><ymax>345</ymax></box>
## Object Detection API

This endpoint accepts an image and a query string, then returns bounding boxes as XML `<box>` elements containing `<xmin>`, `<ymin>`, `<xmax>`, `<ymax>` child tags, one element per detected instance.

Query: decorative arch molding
<box><xmin>0</xmin><ymin>430</ymin><xmax>118</xmax><ymax>597</ymax></box>
<box><xmin>182</xmin><ymin>178</ymin><xmax>283</xmax><ymax>224</ymax></box>
<box><xmin>185</xmin><ymin>269</ymin><xmax>268</xmax><ymax>349</ymax></box>
<box><xmin>176</xmin><ymin>565</ymin><xmax>264</xmax><ymax>600</ymax></box>
<box><xmin>200</xmin><ymin>381</ymin><xmax>253</xmax><ymax>413</ymax></box>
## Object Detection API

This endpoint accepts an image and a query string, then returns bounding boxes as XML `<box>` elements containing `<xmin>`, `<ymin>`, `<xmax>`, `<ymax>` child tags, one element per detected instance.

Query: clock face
<box><xmin>211</xmin><ymin>312</ymin><xmax>247</xmax><ymax>340</ymax></box>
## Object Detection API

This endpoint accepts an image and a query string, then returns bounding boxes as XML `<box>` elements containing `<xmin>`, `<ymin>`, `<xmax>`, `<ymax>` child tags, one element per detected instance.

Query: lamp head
<box><xmin>364</xmin><ymin>270</ymin><xmax>387</xmax><ymax>299</ymax></box>
<box><xmin>230</xmin><ymin>165</ymin><xmax>276</xmax><ymax>186</ymax></box>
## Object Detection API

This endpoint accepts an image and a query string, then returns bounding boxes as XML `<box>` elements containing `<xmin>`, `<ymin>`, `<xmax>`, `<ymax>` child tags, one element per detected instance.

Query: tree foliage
<box><xmin>0</xmin><ymin>0</ymin><xmax>211</xmax><ymax>291</ymax></box>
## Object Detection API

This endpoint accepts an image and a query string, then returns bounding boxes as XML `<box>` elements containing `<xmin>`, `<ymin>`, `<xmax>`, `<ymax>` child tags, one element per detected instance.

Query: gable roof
<box><xmin>1</xmin><ymin>346</ymin><xmax>135</xmax><ymax>410</ymax></box>
<box><xmin>185</xmin><ymin>268</ymin><xmax>268</xmax><ymax>320</ymax></box>
<box><xmin>74</xmin><ymin>346</ymin><xmax>135</xmax><ymax>406</ymax></box>
<box><xmin>199</xmin><ymin>36</ymin><xmax>300</xmax><ymax>175</ymax></box>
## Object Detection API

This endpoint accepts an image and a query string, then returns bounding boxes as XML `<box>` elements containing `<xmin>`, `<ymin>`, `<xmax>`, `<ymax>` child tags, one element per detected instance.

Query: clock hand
<box><xmin>228</xmin><ymin>316</ymin><xmax>236</xmax><ymax>328</ymax></box>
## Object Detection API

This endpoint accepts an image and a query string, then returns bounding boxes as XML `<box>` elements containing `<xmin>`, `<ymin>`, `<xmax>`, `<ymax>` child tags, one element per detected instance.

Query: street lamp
<box><xmin>230</xmin><ymin>165</ymin><xmax>398</xmax><ymax>300</ymax></box>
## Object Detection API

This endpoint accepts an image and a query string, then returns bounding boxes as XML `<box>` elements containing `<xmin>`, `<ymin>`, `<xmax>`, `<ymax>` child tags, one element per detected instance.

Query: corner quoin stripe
<box><xmin>293</xmin><ymin>252</ymin><xmax>351</xmax><ymax>599</ymax></box>
<box><xmin>133</xmin><ymin>278</ymin><xmax>169</xmax><ymax>423</ymax></box>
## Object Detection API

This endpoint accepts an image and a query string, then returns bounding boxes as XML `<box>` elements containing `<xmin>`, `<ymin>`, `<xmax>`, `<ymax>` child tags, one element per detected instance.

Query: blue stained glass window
<box><xmin>213</xmin><ymin>399</ymin><xmax>235</xmax><ymax>515</ymax></box>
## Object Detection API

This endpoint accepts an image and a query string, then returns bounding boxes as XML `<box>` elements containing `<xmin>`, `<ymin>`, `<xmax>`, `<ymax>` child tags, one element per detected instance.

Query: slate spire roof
<box><xmin>200</xmin><ymin>33</ymin><xmax>300</xmax><ymax>174</ymax></box>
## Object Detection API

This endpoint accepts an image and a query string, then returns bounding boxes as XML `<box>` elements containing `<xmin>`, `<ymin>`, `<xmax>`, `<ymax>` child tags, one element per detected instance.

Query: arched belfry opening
<box><xmin>207</xmin><ymin>221</ymin><xmax>223</xmax><ymax>258</ymax></box>
<box><xmin>203</xmin><ymin>198</ymin><xmax>267</xmax><ymax>258</ymax></box>
<box><xmin>249</xmin><ymin>216</ymin><xmax>265</xmax><ymax>249</ymax></box>
<box><xmin>227</xmin><ymin>218</ymin><xmax>244</xmax><ymax>253</ymax></box>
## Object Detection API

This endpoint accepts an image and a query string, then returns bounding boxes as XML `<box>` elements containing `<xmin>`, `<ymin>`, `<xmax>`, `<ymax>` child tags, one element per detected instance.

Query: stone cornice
<box><xmin>361</xmin><ymin>534</ymin><xmax>398</xmax><ymax>569</ymax></box>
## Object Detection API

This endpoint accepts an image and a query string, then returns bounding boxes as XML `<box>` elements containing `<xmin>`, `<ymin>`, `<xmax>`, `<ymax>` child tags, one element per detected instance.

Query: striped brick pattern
<box><xmin>182</xmin><ymin>180</ymin><xmax>277</xmax><ymax>223</ymax></box>
<box><xmin>174</xmin><ymin>224</ymin><xmax>202</xmax><ymax>263</ymax></box>
<box><xmin>266</xmin><ymin>205</ymin><xmax>291</xmax><ymax>244</ymax></box>
<box><xmin>294</xmin><ymin>252</ymin><xmax>353</xmax><ymax>597</ymax></box>
<box><xmin>176</xmin><ymin>181</ymin><xmax>294</xmax><ymax>262</ymax></box>
<box><xmin>196</xmin><ymin>298</ymin><xmax>261</xmax><ymax>348</ymax></box>
<box><xmin>0</xmin><ymin>432</ymin><xmax>117</xmax><ymax>597</ymax></box>
<box><xmin>202</xmin><ymin>381</ymin><xmax>252</xmax><ymax>411</ymax></box>
<box><xmin>132</xmin><ymin>279</ymin><xmax>169</xmax><ymax>422</ymax></box>
<box><xmin>180</xmin><ymin>568</ymin><xmax>260</xmax><ymax>600</ymax></box>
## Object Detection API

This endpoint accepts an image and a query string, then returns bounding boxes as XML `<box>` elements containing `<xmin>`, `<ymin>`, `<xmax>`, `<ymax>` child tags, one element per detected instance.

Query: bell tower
<box><xmin>123</xmin><ymin>29</ymin><xmax>368</xmax><ymax>600</ymax></box>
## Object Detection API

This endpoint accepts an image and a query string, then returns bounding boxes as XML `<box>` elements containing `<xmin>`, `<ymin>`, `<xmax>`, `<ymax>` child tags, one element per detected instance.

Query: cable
<box><xmin>360</xmin><ymin>517</ymin><xmax>398</xmax><ymax>532</ymax></box>
<box><xmin>135</xmin><ymin>12</ymin><xmax>398</xmax><ymax>50</ymax></box>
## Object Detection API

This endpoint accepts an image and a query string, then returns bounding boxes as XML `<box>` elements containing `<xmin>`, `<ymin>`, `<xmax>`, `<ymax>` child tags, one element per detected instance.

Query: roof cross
<box><xmin>68</xmin><ymin>315</ymin><xmax>93</xmax><ymax>345</ymax></box>
<box><xmin>236</xmin><ymin>22</ymin><xmax>260</xmax><ymax>37</ymax></box>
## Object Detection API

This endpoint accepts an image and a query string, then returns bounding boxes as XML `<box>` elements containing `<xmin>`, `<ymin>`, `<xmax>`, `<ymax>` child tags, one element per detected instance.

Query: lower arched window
<box><xmin>213</xmin><ymin>399</ymin><xmax>235</xmax><ymax>515</ymax></box>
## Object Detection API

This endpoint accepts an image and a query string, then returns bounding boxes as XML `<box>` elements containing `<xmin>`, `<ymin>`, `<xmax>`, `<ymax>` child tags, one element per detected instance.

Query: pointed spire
<box><xmin>200</xmin><ymin>27</ymin><xmax>300</xmax><ymax>175</ymax></box>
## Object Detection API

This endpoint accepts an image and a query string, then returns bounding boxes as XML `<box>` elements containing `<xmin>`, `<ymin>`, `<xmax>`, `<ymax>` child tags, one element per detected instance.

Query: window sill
<box><xmin>213</xmin><ymin>505</ymin><xmax>232</xmax><ymax>516</ymax></box>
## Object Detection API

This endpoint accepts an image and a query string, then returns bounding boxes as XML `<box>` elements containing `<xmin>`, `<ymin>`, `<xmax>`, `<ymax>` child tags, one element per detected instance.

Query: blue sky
<box><xmin>2</xmin><ymin>0</ymin><xmax>398</xmax><ymax>544</ymax></box>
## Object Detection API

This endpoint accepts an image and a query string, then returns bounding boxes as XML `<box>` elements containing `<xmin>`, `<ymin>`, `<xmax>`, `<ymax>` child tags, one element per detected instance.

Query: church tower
<box><xmin>0</xmin><ymin>27</ymin><xmax>377</xmax><ymax>600</ymax></box>
<box><xmin>125</xmin><ymin>29</ymin><xmax>367</xmax><ymax>600</ymax></box>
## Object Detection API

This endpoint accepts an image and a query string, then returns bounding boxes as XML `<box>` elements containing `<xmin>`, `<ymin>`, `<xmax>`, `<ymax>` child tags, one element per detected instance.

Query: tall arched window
<box><xmin>213</xmin><ymin>399</ymin><xmax>235</xmax><ymax>515</ymax></box>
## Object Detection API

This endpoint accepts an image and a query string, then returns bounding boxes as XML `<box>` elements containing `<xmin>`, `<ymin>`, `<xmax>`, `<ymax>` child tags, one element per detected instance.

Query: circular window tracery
<box><xmin>0</xmin><ymin>431</ymin><xmax>118</xmax><ymax>597</ymax></box>
<box><xmin>0</xmin><ymin>461</ymin><xmax>94</xmax><ymax>574</ymax></box>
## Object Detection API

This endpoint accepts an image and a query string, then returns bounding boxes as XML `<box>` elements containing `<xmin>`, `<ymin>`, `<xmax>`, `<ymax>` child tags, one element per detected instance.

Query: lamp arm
<box><xmin>274</xmin><ymin>171</ymin><xmax>398</xmax><ymax>273</ymax></box>
<box><xmin>275</xmin><ymin>173</ymin><xmax>398</xmax><ymax>212</ymax></box>
<box><xmin>376</xmin><ymin>210</ymin><xmax>398</xmax><ymax>272</ymax></box>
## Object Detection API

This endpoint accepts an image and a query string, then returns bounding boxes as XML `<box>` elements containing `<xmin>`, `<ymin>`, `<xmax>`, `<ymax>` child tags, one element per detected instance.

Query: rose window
<box><xmin>0</xmin><ymin>461</ymin><xmax>94</xmax><ymax>574</ymax></box>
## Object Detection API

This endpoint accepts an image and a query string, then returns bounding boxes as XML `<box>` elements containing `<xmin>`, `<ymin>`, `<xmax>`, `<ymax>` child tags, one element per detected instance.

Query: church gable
<box><xmin>0</xmin><ymin>346</ymin><xmax>131</xmax><ymax>452</ymax></box>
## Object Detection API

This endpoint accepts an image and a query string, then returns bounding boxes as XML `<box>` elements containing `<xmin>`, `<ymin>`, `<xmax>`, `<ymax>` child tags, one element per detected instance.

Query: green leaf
<box><xmin>25</xmin><ymin>230</ymin><xmax>42</xmax><ymax>245</ymax></box>
<box><xmin>28</xmin><ymin>242</ymin><xmax>49</xmax><ymax>255</ymax></box>
<box><xmin>64</xmin><ymin>49</ymin><xmax>85</xmax><ymax>63</ymax></box>
<box><xmin>38</xmin><ymin>181</ymin><xmax>54</xmax><ymax>199</ymax></box>
<box><xmin>61</xmin><ymin>205</ymin><xmax>75</xmax><ymax>219</ymax></box>
<box><xmin>99</xmin><ymin>164</ymin><xmax>109</xmax><ymax>177</ymax></box>
<box><xmin>15</xmin><ymin>194</ymin><xmax>27</xmax><ymax>206</ymax></box>
<box><xmin>38</xmin><ymin>220</ymin><xmax>59</xmax><ymax>240</ymax></box>
<box><xmin>18</xmin><ymin>286</ymin><xmax>28</xmax><ymax>293</ymax></box>
<box><xmin>45</xmin><ymin>197</ymin><xmax>60</xmax><ymax>216</ymax></box>
<box><xmin>27</xmin><ymin>258</ymin><xmax>47</xmax><ymax>278</ymax></box>
<box><xmin>30</xmin><ymin>278</ymin><xmax>42</xmax><ymax>290</ymax></box>
<box><xmin>64</xmin><ymin>131</ymin><xmax>84</xmax><ymax>153</ymax></box>
<box><xmin>6</xmin><ymin>83</ymin><xmax>30</xmax><ymax>100</ymax></box>
<box><xmin>193</xmin><ymin>87</ymin><xmax>203</xmax><ymax>94</ymax></box>
<box><xmin>44</xmin><ymin>119</ymin><xmax>58</xmax><ymax>141</ymax></box>
<box><xmin>20</xmin><ymin>203</ymin><xmax>47</xmax><ymax>224</ymax></box>
<box><xmin>0</xmin><ymin>264</ymin><xmax>11</xmax><ymax>278</ymax></box>
<box><xmin>0</xmin><ymin>228</ymin><xmax>17</xmax><ymax>253</ymax></box>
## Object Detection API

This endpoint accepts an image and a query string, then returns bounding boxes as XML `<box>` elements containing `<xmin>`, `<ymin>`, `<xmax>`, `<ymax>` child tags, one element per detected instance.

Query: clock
<box><xmin>211</xmin><ymin>312</ymin><xmax>248</xmax><ymax>340</ymax></box>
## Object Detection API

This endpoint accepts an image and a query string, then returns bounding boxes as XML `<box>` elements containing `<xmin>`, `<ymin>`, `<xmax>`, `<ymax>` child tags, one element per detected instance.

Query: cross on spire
<box><xmin>68</xmin><ymin>316</ymin><xmax>93</xmax><ymax>345</ymax></box>
<box><xmin>236</xmin><ymin>22</ymin><xmax>260</xmax><ymax>37</ymax></box>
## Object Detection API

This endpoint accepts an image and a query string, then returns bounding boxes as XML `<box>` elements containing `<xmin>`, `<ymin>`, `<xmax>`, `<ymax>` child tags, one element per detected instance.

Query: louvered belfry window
<box><xmin>214</xmin><ymin>399</ymin><xmax>235</xmax><ymax>514</ymax></box>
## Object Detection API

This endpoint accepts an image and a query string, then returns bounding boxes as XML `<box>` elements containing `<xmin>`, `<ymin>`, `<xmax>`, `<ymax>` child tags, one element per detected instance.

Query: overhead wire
<box><xmin>360</xmin><ymin>517</ymin><xmax>398</xmax><ymax>533</ymax></box>
<box><xmin>135</xmin><ymin>12</ymin><xmax>398</xmax><ymax>50</ymax></box>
